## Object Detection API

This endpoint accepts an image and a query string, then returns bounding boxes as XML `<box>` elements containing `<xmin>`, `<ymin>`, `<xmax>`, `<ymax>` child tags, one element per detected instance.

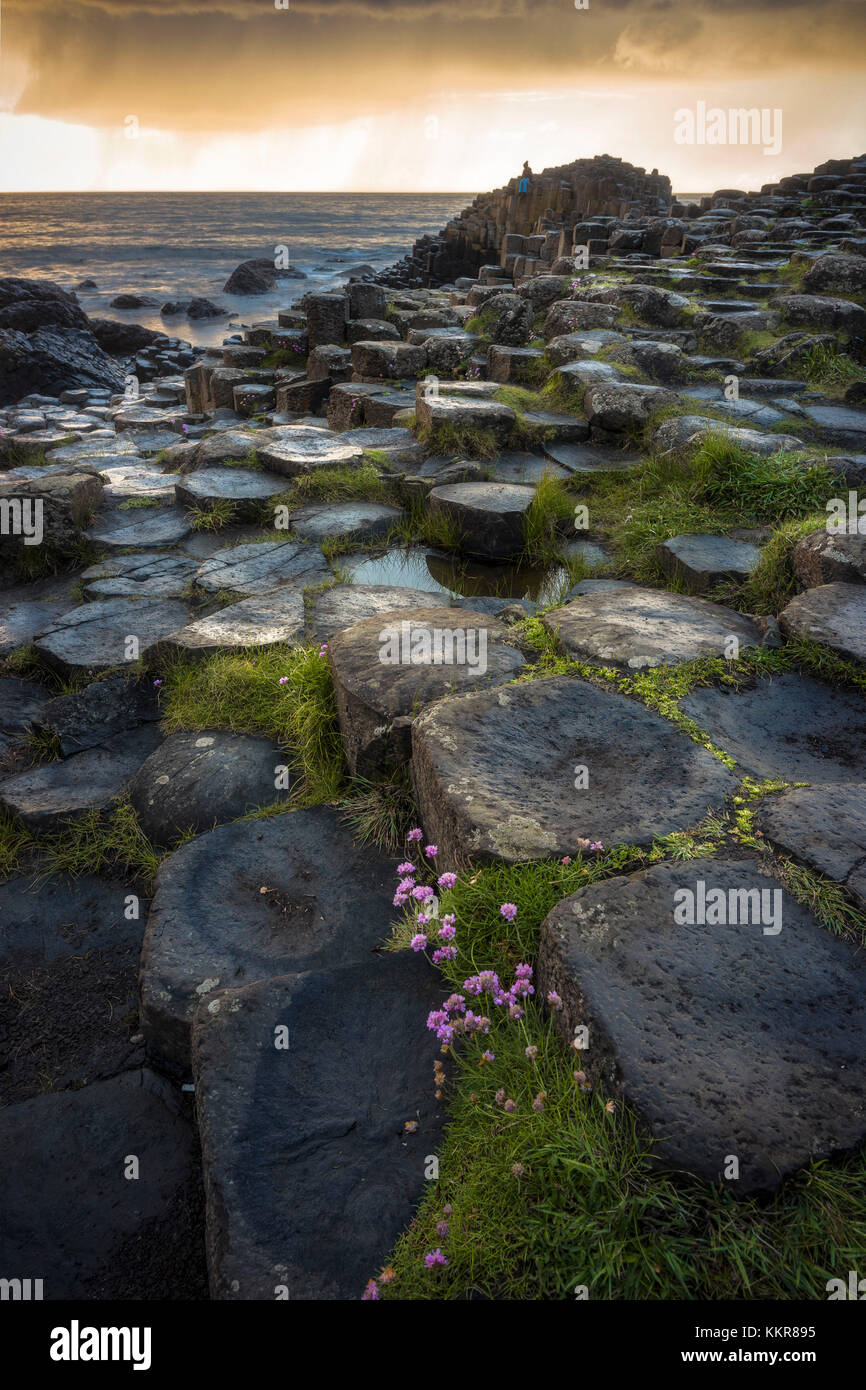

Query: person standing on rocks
<box><xmin>518</xmin><ymin>160</ymin><xmax>532</xmax><ymax>194</ymax></box>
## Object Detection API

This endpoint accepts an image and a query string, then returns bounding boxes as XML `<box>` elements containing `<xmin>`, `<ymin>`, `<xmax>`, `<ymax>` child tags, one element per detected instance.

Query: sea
<box><xmin>0</xmin><ymin>192</ymin><xmax>470</xmax><ymax>347</ymax></box>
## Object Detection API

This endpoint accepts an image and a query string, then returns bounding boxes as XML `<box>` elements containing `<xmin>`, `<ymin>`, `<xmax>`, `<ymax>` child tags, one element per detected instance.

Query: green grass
<box><xmin>572</xmin><ymin>434</ymin><xmax>843</xmax><ymax>588</ymax></box>
<box><xmin>0</xmin><ymin>800</ymin><xmax>164</xmax><ymax>889</ymax></box>
<box><xmin>340</xmin><ymin>769</ymin><xmax>418</xmax><ymax>853</ymax></box>
<box><xmin>416</xmin><ymin>420</ymin><xmax>500</xmax><ymax>460</ymax></box>
<box><xmin>158</xmin><ymin>642</ymin><xmax>344</xmax><ymax>803</ymax></box>
<box><xmin>522</xmin><ymin>473</ymin><xmax>576</xmax><ymax>563</ymax></box>
<box><xmin>379</xmin><ymin>804</ymin><xmax>866</xmax><ymax>1299</ymax></box>
<box><xmin>802</xmin><ymin>344</ymin><xmax>865</xmax><ymax>395</ymax></box>
<box><xmin>187</xmin><ymin>498</ymin><xmax>240</xmax><ymax>531</ymax></box>
<box><xmin>118</xmin><ymin>496</ymin><xmax>163</xmax><ymax>511</ymax></box>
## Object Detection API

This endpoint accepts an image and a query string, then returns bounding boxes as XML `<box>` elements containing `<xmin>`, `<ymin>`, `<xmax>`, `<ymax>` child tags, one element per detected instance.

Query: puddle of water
<box><xmin>343</xmin><ymin>546</ymin><xmax>569</xmax><ymax>605</ymax></box>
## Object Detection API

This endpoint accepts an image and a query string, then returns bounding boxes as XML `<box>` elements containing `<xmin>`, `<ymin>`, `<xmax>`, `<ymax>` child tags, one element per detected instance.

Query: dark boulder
<box><xmin>223</xmin><ymin>258</ymin><xmax>307</xmax><ymax>295</ymax></box>
<box><xmin>0</xmin><ymin>277</ymin><xmax>89</xmax><ymax>332</ymax></box>
<box><xmin>0</xmin><ymin>326</ymin><xmax>125</xmax><ymax>405</ymax></box>
<box><xmin>89</xmin><ymin>318</ymin><xmax>169</xmax><ymax>356</ymax></box>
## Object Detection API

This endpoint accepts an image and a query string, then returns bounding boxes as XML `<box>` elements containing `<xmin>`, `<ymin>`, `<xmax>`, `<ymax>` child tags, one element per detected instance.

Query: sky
<box><xmin>0</xmin><ymin>0</ymin><xmax>864</xmax><ymax>193</ymax></box>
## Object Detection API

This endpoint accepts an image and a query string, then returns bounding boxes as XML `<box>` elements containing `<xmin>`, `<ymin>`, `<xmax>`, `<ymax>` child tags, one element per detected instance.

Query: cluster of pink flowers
<box><xmin>423</xmin><ymin>1204</ymin><xmax>452</xmax><ymax>1271</ymax></box>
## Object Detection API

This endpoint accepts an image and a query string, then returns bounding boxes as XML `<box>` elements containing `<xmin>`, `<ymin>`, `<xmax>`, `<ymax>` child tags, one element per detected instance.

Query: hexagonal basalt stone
<box><xmin>757</xmin><ymin>782</ymin><xmax>866</xmax><ymax>907</ymax></box>
<box><xmin>87</xmin><ymin>505</ymin><xmax>192</xmax><ymax>549</ymax></box>
<box><xmin>34</xmin><ymin>598</ymin><xmax>191</xmax><ymax>676</ymax></box>
<box><xmin>0</xmin><ymin>726</ymin><xmax>162</xmax><ymax>828</ymax></box>
<box><xmin>174</xmin><ymin>467</ymin><xmax>288</xmax><ymax>517</ymax></box>
<box><xmin>681</xmin><ymin>673</ymin><xmax>866</xmax><ymax>784</ymax></box>
<box><xmin>414</xmin><ymin>393</ymin><xmax>515</xmax><ymax>444</ymax></box>
<box><xmin>129</xmin><ymin>730</ymin><xmax>292</xmax><ymax>847</ymax></box>
<box><xmin>0</xmin><ymin>1069</ymin><xmax>202</xmax><ymax>1298</ymax></box>
<box><xmin>411</xmin><ymin>675</ymin><xmax>737</xmax><ymax>868</ymax></box>
<box><xmin>289</xmin><ymin>500</ymin><xmax>403</xmax><ymax>544</ymax></box>
<box><xmin>543</xmin><ymin>585</ymin><xmax>764</xmax><ymax>669</ymax></box>
<box><xmin>778</xmin><ymin>582</ymin><xmax>866</xmax><ymax>664</ymax></box>
<box><xmin>328</xmin><ymin>606</ymin><xmax>526</xmax><ymax>776</ymax></box>
<box><xmin>311</xmin><ymin>582</ymin><xmax>442</xmax><ymax>642</ymax></box>
<box><xmin>140</xmin><ymin>807</ymin><xmax>400</xmax><ymax>1077</ymax></box>
<box><xmin>144</xmin><ymin>585</ymin><xmax>307</xmax><ymax>662</ymax></box>
<box><xmin>80</xmin><ymin>552</ymin><xmax>199</xmax><ymax>601</ymax></box>
<box><xmin>191</xmin><ymin>956</ymin><xmax>444</xmax><ymax>1300</ymax></box>
<box><xmin>253</xmin><ymin>428</ymin><xmax>365</xmax><ymax>477</ymax></box>
<box><xmin>538</xmin><ymin>857</ymin><xmax>866</xmax><ymax>1193</ymax></box>
<box><xmin>656</xmin><ymin>534</ymin><xmax>761</xmax><ymax>593</ymax></box>
<box><xmin>194</xmin><ymin>540</ymin><xmax>329</xmax><ymax>595</ymax></box>
<box><xmin>426</xmin><ymin>482</ymin><xmax>536</xmax><ymax>562</ymax></box>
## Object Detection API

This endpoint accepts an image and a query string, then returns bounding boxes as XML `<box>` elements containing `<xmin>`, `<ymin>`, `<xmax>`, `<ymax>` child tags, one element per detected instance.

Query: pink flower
<box><xmin>424</xmin><ymin>1249</ymin><xmax>448</xmax><ymax>1268</ymax></box>
<box><xmin>279</xmin><ymin>676</ymin><xmax>289</xmax><ymax>684</ymax></box>
<box><xmin>432</xmin><ymin>945</ymin><xmax>457</xmax><ymax>963</ymax></box>
<box><xmin>425</xmin><ymin>844</ymin><xmax>438</xmax><ymax>858</ymax></box>
<box><xmin>481</xmin><ymin>1049</ymin><xmax>495</xmax><ymax>1063</ymax></box>
<box><xmin>435</xmin><ymin>1220</ymin><xmax>449</xmax><ymax>1237</ymax></box>
<box><xmin>532</xmin><ymin>1094</ymin><xmax>545</xmax><ymax>1112</ymax></box>
<box><xmin>410</xmin><ymin>933</ymin><xmax>428</xmax><ymax>952</ymax></box>
<box><xmin>503</xmin><ymin>1099</ymin><xmax>516</xmax><ymax>1113</ymax></box>
<box><xmin>361</xmin><ymin>1279</ymin><xmax>379</xmax><ymax>1300</ymax></box>
<box><xmin>438</xmin><ymin>922</ymin><xmax>456</xmax><ymax>941</ymax></box>
<box><xmin>407</xmin><ymin>828</ymin><xmax>423</xmax><ymax>842</ymax></box>
<box><xmin>397</xmin><ymin>862</ymin><xmax>415</xmax><ymax>875</ymax></box>
<box><xmin>500</xmin><ymin>903</ymin><xmax>518</xmax><ymax>922</ymax></box>
<box><xmin>547</xmin><ymin>991</ymin><xmax>563</xmax><ymax>1010</ymax></box>
<box><xmin>437</xmin><ymin>872</ymin><xmax>457</xmax><ymax>889</ymax></box>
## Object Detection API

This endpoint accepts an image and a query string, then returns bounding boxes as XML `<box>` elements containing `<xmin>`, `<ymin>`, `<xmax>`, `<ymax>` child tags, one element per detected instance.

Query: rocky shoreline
<box><xmin>1</xmin><ymin>150</ymin><xmax>866</xmax><ymax>1300</ymax></box>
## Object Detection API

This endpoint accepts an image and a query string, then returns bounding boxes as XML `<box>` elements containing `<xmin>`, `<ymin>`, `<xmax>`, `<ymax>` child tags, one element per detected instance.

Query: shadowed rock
<box><xmin>538</xmin><ymin>857</ymin><xmax>866</xmax><ymax>1193</ymax></box>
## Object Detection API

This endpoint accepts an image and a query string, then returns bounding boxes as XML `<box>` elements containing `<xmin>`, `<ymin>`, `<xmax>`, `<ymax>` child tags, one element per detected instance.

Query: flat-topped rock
<box><xmin>253</xmin><ymin>428</ymin><xmax>366</xmax><ymax>477</ymax></box>
<box><xmin>758</xmin><ymin>782</ymin><xmax>866</xmax><ymax>907</ymax></box>
<box><xmin>289</xmin><ymin>500</ymin><xmax>403</xmax><ymax>543</ymax></box>
<box><xmin>778</xmin><ymin>582</ymin><xmax>866</xmax><ymax>664</ymax></box>
<box><xmin>311</xmin><ymin>582</ymin><xmax>443</xmax><ymax>642</ymax></box>
<box><xmin>0</xmin><ymin>872</ymin><xmax>145</xmax><ymax>1105</ymax></box>
<box><xmin>657</xmin><ymin>533</ymin><xmax>761</xmax><ymax>592</ymax></box>
<box><xmin>651</xmin><ymin>414</ymin><xmax>804</xmax><ymax>457</ymax></box>
<box><xmin>80</xmin><ymin>552</ymin><xmax>199</xmax><ymax>601</ymax></box>
<box><xmin>0</xmin><ymin>676</ymin><xmax>50</xmax><ymax>740</ymax></box>
<box><xmin>0</xmin><ymin>1069</ymin><xmax>201</xmax><ymax>1298</ymax></box>
<box><xmin>543</xmin><ymin>440</ymin><xmax>643</xmax><ymax>475</ymax></box>
<box><xmin>542</xmin><ymin>585</ymin><xmax>765</xmax><ymax>669</ymax></box>
<box><xmin>140</xmin><ymin>807</ymin><xmax>399</xmax><ymax>1077</ymax></box>
<box><xmin>484</xmin><ymin>452</ymin><xmax>573</xmax><ymax>485</ymax></box>
<box><xmin>414</xmin><ymin>393</ymin><xmax>516</xmax><ymax>443</ymax></box>
<box><xmin>538</xmin><ymin>857</ymin><xmax>866</xmax><ymax>1193</ymax></box>
<box><xmin>32</xmin><ymin>675</ymin><xmax>160</xmax><ymax>756</ymax></box>
<box><xmin>175</xmin><ymin>467</ymin><xmax>288</xmax><ymax>515</ymax></box>
<box><xmin>87</xmin><ymin>505</ymin><xmax>192</xmax><ymax>549</ymax></box>
<box><xmin>328</xmin><ymin>606</ymin><xmax>525</xmax><ymax>776</ymax></box>
<box><xmin>194</xmin><ymin>540</ymin><xmax>329</xmax><ymax>595</ymax></box>
<box><xmin>144</xmin><ymin>585</ymin><xmax>307</xmax><ymax>662</ymax></box>
<box><xmin>412</xmin><ymin>675</ymin><xmax>737</xmax><ymax>868</ymax></box>
<box><xmin>682</xmin><ymin>672</ymin><xmax>866</xmax><ymax>782</ymax></box>
<box><xmin>192</xmin><ymin>956</ymin><xmax>443</xmax><ymax>1301</ymax></box>
<box><xmin>584</xmin><ymin>382</ymin><xmax>680</xmax><ymax>434</ymax></box>
<box><xmin>0</xmin><ymin>577</ymin><xmax>79</xmax><ymax>655</ymax></box>
<box><xmin>34</xmin><ymin>597</ymin><xmax>191</xmax><ymax>676</ymax></box>
<box><xmin>0</xmin><ymin>726</ymin><xmax>162</xmax><ymax>828</ymax></box>
<box><xmin>427</xmin><ymin>481</ymin><xmax>536</xmax><ymax>562</ymax></box>
<box><xmin>129</xmin><ymin>730</ymin><xmax>291</xmax><ymax>847</ymax></box>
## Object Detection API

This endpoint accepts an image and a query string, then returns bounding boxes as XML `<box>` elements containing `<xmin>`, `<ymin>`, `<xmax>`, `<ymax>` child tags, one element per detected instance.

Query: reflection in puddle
<box><xmin>343</xmin><ymin>546</ymin><xmax>570</xmax><ymax>606</ymax></box>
